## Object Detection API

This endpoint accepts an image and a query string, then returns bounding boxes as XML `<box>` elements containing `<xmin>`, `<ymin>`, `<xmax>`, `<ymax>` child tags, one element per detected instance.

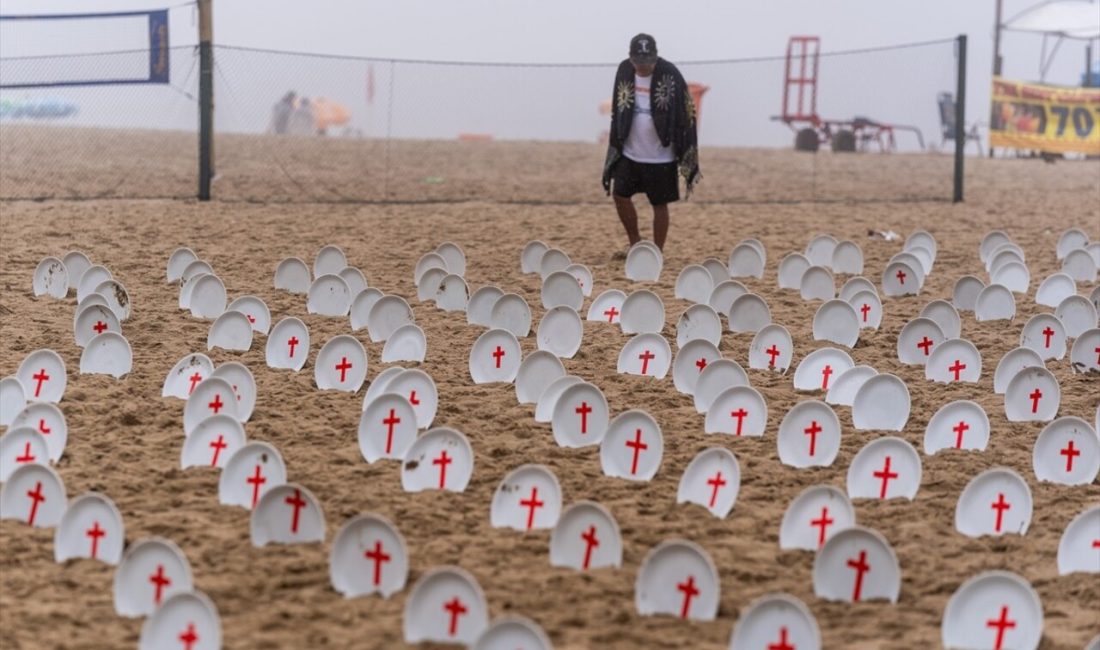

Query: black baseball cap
<box><xmin>629</xmin><ymin>33</ymin><xmax>658</xmax><ymax>63</ymax></box>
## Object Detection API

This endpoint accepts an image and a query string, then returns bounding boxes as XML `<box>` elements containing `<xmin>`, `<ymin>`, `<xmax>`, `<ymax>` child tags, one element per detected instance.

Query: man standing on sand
<box><xmin>269</xmin><ymin>91</ymin><xmax>296</xmax><ymax>135</ymax></box>
<box><xmin>603</xmin><ymin>33</ymin><xmax>700</xmax><ymax>254</ymax></box>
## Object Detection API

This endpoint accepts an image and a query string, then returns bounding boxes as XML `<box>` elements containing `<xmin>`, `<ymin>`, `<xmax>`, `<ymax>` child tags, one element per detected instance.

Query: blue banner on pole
<box><xmin>149</xmin><ymin>10</ymin><xmax>170</xmax><ymax>84</ymax></box>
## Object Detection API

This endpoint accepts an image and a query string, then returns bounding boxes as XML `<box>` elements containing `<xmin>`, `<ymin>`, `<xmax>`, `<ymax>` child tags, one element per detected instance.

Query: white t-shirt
<box><xmin>623</xmin><ymin>74</ymin><xmax>675</xmax><ymax>164</ymax></box>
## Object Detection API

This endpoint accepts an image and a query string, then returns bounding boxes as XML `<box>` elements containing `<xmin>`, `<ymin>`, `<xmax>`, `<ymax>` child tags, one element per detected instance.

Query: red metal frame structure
<box><xmin>774</xmin><ymin>36</ymin><xmax>924</xmax><ymax>152</ymax></box>
<box><xmin>782</xmin><ymin>36</ymin><xmax>821</xmax><ymax>125</ymax></box>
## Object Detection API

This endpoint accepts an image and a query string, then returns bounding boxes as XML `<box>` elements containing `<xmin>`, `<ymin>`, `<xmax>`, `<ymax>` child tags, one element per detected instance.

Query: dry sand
<box><xmin>0</xmin><ymin>126</ymin><xmax>954</xmax><ymax>204</ymax></box>
<box><xmin>1</xmin><ymin>138</ymin><xmax>1098</xmax><ymax>649</ymax></box>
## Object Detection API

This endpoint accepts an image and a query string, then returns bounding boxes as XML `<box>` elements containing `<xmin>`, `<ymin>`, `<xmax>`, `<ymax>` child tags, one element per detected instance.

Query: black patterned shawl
<box><xmin>601</xmin><ymin>57</ymin><xmax>701</xmax><ymax>197</ymax></box>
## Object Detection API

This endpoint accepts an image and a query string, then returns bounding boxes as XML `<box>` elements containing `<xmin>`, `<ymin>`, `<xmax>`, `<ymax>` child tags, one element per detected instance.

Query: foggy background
<box><xmin>0</xmin><ymin>0</ymin><xmax>1095</xmax><ymax>150</ymax></box>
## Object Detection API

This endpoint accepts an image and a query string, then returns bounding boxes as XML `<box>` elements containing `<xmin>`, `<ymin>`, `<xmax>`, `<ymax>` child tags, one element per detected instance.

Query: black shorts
<box><xmin>612</xmin><ymin>157</ymin><xmax>680</xmax><ymax>205</ymax></box>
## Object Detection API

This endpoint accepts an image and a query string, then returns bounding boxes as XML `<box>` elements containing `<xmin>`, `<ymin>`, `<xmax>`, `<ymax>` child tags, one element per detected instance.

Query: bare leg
<box><xmin>652</xmin><ymin>203</ymin><xmax>669</xmax><ymax>251</ymax></box>
<box><xmin>614</xmin><ymin>194</ymin><xmax>642</xmax><ymax>246</ymax></box>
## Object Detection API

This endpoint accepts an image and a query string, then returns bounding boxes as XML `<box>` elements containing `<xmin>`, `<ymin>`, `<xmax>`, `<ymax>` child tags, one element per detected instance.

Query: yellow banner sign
<box><xmin>990</xmin><ymin>77</ymin><xmax>1100</xmax><ymax>155</ymax></box>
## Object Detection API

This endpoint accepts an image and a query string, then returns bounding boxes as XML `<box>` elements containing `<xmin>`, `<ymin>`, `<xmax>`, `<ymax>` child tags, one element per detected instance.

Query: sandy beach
<box><xmin>1</xmin><ymin>134</ymin><xmax>1098</xmax><ymax>649</ymax></box>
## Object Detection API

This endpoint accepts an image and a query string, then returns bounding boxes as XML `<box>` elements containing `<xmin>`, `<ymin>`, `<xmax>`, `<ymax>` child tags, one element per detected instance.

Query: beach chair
<box><xmin>938</xmin><ymin>92</ymin><xmax>982</xmax><ymax>155</ymax></box>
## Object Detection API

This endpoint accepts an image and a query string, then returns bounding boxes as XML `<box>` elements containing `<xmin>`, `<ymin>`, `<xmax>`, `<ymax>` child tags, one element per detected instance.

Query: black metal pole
<box><xmin>990</xmin><ymin>0</ymin><xmax>1002</xmax><ymax>158</ymax></box>
<box><xmin>954</xmin><ymin>34</ymin><xmax>967</xmax><ymax>204</ymax></box>
<box><xmin>198</xmin><ymin>0</ymin><xmax>213</xmax><ymax>201</ymax></box>
<box><xmin>1088</xmin><ymin>43</ymin><xmax>1094</xmax><ymax>86</ymax></box>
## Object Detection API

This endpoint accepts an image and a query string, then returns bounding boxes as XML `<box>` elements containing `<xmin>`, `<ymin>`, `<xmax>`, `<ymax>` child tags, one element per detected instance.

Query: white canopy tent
<box><xmin>1004</xmin><ymin>0</ymin><xmax>1100</xmax><ymax>39</ymax></box>
<box><xmin>1001</xmin><ymin>0</ymin><xmax>1100</xmax><ymax>82</ymax></box>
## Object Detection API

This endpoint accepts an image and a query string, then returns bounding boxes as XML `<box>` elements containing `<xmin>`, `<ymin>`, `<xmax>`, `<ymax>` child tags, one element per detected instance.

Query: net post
<box><xmin>990</xmin><ymin>0</ymin><xmax>1002</xmax><ymax>158</ymax></box>
<box><xmin>1087</xmin><ymin>43</ymin><xmax>1094</xmax><ymax>86</ymax></box>
<box><xmin>198</xmin><ymin>0</ymin><xmax>214</xmax><ymax>201</ymax></box>
<box><xmin>953</xmin><ymin>34</ymin><xmax>967</xmax><ymax>204</ymax></box>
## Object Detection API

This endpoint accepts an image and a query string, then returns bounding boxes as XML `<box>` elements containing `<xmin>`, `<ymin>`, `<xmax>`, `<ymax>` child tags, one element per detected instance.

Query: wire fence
<box><xmin>0</xmin><ymin>39</ymin><xmax>961</xmax><ymax>203</ymax></box>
